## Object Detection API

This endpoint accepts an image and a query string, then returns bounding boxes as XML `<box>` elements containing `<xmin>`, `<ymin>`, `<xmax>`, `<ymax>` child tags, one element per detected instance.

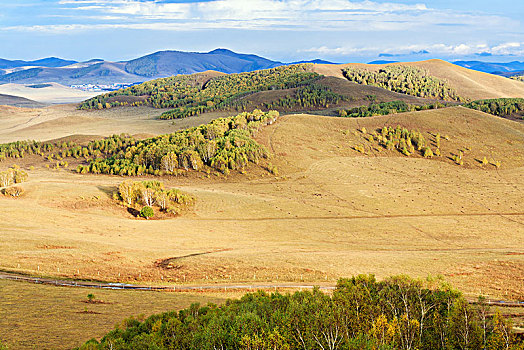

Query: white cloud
<box><xmin>5</xmin><ymin>0</ymin><xmax>516</xmax><ymax>34</ymax></box>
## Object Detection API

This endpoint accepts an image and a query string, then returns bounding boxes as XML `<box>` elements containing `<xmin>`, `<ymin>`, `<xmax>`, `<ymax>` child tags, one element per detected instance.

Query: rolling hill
<box><xmin>1</xmin><ymin>57</ymin><xmax>524</xmax><ymax>350</ymax></box>
<box><xmin>313</xmin><ymin>59</ymin><xmax>524</xmax><ymax>100</ymax></box>
<box><xmin>0</xmin><ymin>93</ymin><xmax>47</xmax><ymax>108</ymax></box>
<box><xmin>79</xmin><ymin>63</ymin><xmax>453</xmax><ymax>121</ymax></box>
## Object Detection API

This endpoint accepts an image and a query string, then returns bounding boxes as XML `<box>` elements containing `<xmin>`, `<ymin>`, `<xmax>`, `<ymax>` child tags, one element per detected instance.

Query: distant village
<box><xmin>70</xmin><ymin>82</ymin><xmax>141</xmax><ymax>92</ymax></box>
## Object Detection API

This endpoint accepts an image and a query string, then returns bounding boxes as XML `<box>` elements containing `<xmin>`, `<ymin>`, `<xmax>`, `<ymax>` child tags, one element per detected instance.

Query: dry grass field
<box><xmin>0</xmin><ymin>83</ymin><xmax>98</xmax><ymax>104</ymax></box>
<box><xmin>0</xmin><ymin>279</ymin><xmax>224</xmax><ymax>350</ymax></box>
<box><xmin>0</xmin><ymin>106</ymin><xmax>522</xmax><ymax>305</ymax></box>
<box><xmin>313</xmin><ymin>59</ymin><xmax>524</xmax><ymax>100</ymax></box>
<box><xmin>0</xmin><ymin>104</ymin><xmax>231</xmax><ymax>143</ymax></box>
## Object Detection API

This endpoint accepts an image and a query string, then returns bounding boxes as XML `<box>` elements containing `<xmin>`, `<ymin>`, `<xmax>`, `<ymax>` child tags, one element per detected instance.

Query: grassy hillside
<box><xmin>79</xmin><ymin>64</ymin><xmax>453</xmax><ymax>120</ymax></box>
<box><xmin>0</xmin><ymin>279</ymin><xmax>223</xmax><ymax>350</ymax></box>
<box><xmin>314</xmin><ymin>59</ymin><xmax>524</xmax><ymax>100</ymax></box>
<box><xmin>0</xmin><ymin>93</ymin><xmax>47</xmax><ymax>108</ymax></box>
<box><xmin>79</xmin><ymin>65</ymin><xmax>323</xmax><ymax>118</ymax></box>
<box><xmin>0</xmin><ymin>107</ymin><xmax>522</xmax><ymax>299</ymax></box>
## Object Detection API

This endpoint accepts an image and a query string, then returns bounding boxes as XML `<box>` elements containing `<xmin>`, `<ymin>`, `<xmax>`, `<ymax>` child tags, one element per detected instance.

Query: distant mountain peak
<box><xmin>208</xmin><ymin>48</ymin><xmax>235</xmax><ymax>54</ymax></box>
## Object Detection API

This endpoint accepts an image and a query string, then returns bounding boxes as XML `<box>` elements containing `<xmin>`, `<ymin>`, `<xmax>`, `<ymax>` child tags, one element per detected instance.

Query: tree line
<box><xmin>76</xmin><ymin>274</ymin><xmax>523</xmax><ymax>350</ymax></box>
<box><xmin>342</xmin><ymin>66</ymin><xmax>464</xmax><ymax>102</ymax></box>
<box><xmin>337</xmin><ymin>100</ymin><xmax>449</xmax><ymax>118</ymax></box>
<box><xmin>78</xmin><ymin>64</ymin><xmax>319</xmax><ymax>119</ymax></box>
<box><xmin>464</xmin><ymin>98</ymin><xmax>524</xmax><ymax>117</ymax></box>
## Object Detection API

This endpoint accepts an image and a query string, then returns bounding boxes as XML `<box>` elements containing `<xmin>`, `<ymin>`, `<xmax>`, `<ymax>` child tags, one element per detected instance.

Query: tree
<box><xmin>140</xmin><ymin>206</ymin><xmax>154</xmax><ymax>220</ymax></box>
<box><xmin>156</xmin><ymin>191</ymin><xmax>169</xmax><ymax>211</ymax></box>
<box><xmin>488</xmin><ymin>310</ymin><xmax>513</xmax><ymax>350</ymax></box>
<box><xmin>141</xmin><ymin>187</ymin><xmax>156</xmax><ymax>206</ymax></box>
<box><xmin>87</xmin><ymin>293</ymin><xmax>95</xmax><ymax>303</ymax></box>
<box><xmin>118</xmin><ymin>180</ymin><xmax>136</xmax><ymax>205</ymax></box>
<box><xmin>160</xmin><ymin>152</ymin><xmax>178</xmax><ymax>173</ymax></box>
<box><xmin>0</xmin><ymin>171</ymin><xmax>12</xmax><ymax>187</ymax></box>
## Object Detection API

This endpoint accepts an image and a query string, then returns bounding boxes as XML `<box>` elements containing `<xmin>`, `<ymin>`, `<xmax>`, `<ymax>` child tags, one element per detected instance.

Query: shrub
<box><xmin>423</xmin><ymin>147</ymin><xmax>434</xmax><ymax>158</ymax></box>
<box><xmin>140</xmin><ymin>206</ymin><xmax>154</xmax><ymax>220</ymax></box>
<box><xmin>3</xmin><ymin>186</ymin><xmax>24</xmax><ymax>197</ymax></box>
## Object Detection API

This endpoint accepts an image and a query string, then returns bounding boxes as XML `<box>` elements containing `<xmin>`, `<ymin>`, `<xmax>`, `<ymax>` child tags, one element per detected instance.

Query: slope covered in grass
<box><xmin>314</xmin><ymin>59</ymin><xmax>524</xmax><ymax>100</ymax></box>
<box><xmin>79</xmin><ymin>65</ymin><xmax>319</xmax><ymax>119</ymax></box>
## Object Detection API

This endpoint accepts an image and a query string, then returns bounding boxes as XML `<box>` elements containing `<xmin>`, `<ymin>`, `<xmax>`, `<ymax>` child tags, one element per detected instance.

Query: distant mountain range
<box><xmin>0</xmin><ymin>57</ymin><xmax>77</xmax><ymax>69</ymax></box>
<box><xmin>1</xmin><ymin>49</ymin><xmax>522</xmax><ymax>86</ymax></box>
<box><xmin>452</xmin><ymin>60</ymin><xmax>524</xmax><ymax>74</ymax></box>
<box><xmin>0</xmin><ymin>49</ymin><xmax>338</xmax><ymax>86</ymax></box>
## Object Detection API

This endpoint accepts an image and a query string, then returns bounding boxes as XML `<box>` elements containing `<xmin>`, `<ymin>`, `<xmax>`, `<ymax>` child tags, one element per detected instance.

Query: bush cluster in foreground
<box><xmin>77</xmin><ymin>275</ymin><xmax>523</xmax><ymax>350</ymax></box>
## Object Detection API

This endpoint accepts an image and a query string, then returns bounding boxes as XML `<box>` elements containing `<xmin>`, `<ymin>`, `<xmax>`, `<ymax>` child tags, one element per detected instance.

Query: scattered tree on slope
<box><xmin>354</xmin><ymin>125</ymin><xmax>442</xmax><ymax>158</ymax></box>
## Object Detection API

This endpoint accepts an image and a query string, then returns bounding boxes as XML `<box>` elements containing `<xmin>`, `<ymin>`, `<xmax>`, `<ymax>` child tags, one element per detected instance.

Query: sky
<box><xmin>0</xmin><ymin>0</ymin><xmax>523</xmax><ymax>63</ymax></box>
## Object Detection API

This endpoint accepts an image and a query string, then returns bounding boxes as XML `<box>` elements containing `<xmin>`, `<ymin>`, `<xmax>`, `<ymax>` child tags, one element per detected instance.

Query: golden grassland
<box><xmin>313</xmin><ymin>59</ymin><xmax>524</xmax><ymax>100</ymax></box>
<box><xmin>0</xmin><ymin>104</ymin><xmax>231</xmax><ymax>143</ymax></box>
<box><xmin>0</xmin><ymin>279</ymin><xmax>225</xmax><ymax>350</ymax></box>
<box><xmin>0</xmin><ymin>107</ymin><xmax>522</xmax><ymax>303</ymax></box>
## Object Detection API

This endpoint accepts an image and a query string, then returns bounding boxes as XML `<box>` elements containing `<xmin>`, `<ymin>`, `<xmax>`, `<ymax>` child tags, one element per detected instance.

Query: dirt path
<box><xmin>1</xmin><ymin>271</ymin><xmax>523</xmax><ymax>308</ymax></box>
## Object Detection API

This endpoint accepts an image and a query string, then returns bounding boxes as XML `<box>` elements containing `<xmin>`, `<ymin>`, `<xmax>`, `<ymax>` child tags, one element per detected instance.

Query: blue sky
<box><xmin>1</xmin><ymin>0</ymin><xmax>523</xmax><ymax>63</ymax></box>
